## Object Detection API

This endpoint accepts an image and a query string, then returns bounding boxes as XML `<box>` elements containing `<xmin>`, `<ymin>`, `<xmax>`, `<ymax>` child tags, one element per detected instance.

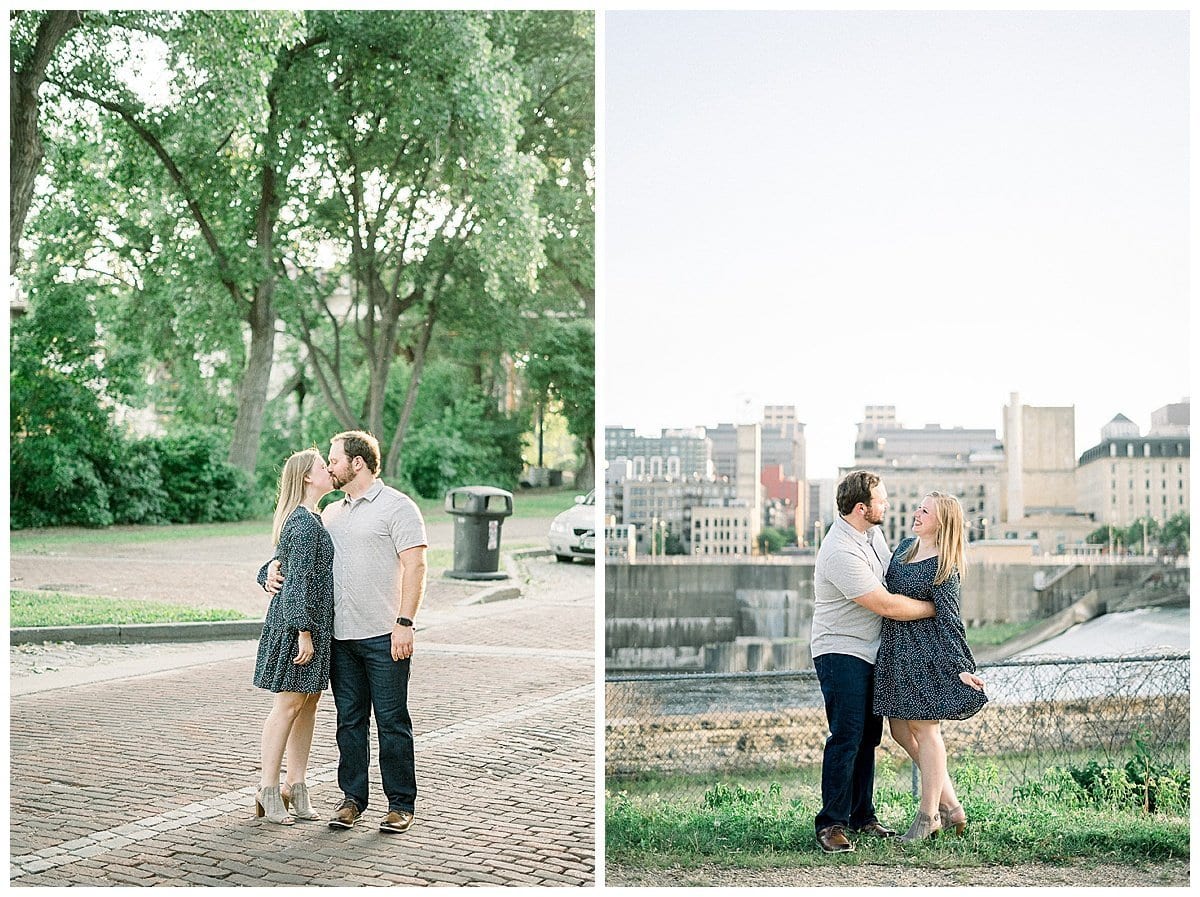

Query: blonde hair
<box><xmin>904</xmin><ymin>491</ymin><xmax>967</xmax><ymax>585</ymax></box>
<box><xmin>271</xmin><ymin>448</ymin><xmax>321</xmax><ymax>546</ymax></box>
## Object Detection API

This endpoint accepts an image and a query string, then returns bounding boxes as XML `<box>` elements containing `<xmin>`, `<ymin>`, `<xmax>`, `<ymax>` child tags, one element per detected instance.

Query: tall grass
<box><xmin>606</xmin><ymin>754</ymin><xmax>1189</xmax><ymax>868</ymax></box>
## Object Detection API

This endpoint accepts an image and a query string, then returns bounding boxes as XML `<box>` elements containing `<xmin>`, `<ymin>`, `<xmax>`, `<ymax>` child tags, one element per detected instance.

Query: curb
<box><xmin>10</xmin><ymin>619</ymin><xmax>265</xmax><ymax>647</ymax></box>
<box><xmin>453</xmin><ymin>548</ymin><xmax>548</xmax><ymax>606</ymax></box>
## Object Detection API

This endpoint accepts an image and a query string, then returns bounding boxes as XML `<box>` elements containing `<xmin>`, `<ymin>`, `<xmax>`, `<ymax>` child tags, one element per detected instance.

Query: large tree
<box><xmin>9</xmin><ymin>10</ymin><xmax>84</xmax><ymax>267</ymax></box>
<box><xmin>283</xmin><ymin>11</ymin><xmax>548</xmax><ymax>479</ymax></box>
<box><xmin>34</xmin><ymin>11</ymin><xmax>310</xmax><ymax>473</ymax></box>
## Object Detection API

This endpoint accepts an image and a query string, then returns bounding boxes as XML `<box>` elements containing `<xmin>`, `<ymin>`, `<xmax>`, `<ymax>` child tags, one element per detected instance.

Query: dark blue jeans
<box><xmin>813</xmin><ymin>652</ymin><xmax>882</xmax><ymax>833</ymax></box>
<box><xmin>330</xmin><ymin>634</ymin><xmax>416</xmax><ymax>814</ymax></box>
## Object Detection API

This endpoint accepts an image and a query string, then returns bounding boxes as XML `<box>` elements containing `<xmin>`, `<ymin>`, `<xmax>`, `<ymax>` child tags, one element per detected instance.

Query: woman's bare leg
<box><xmin>284</xmin><ymin>693</ymin><xmax>321</xmax><ymax>787</ymax></box>
<box><xmin>261</xmin><ymin>692</ymin><xmax>308</xmax><ymax>788</ymax></box>
<box><xmin>908</xmin><ymin>719</ymin><xmax>947</xmax><ymax>819</ymax></box>
<box><xmin>892</xmin><ymin>717</ymin><xmax>960</xmax><ymax>810</ymax></box>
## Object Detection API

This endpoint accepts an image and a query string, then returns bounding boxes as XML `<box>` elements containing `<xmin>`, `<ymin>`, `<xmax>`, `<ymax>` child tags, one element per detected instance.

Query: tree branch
<box><xmin>56</xmin><ymin>83</ymin><xmax>245</xmax><ymax>305</ymax></box>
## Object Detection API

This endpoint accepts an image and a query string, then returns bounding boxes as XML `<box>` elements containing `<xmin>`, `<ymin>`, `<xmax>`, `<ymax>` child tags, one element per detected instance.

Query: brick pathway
<box><xmin>9</xmin><ymin>554</ymin><xmax>596</xmax><ymax>886</ymax></box>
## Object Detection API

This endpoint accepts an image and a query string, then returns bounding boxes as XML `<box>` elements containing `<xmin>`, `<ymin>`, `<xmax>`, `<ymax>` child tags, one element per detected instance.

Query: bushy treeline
<box><xmin>12</xmin><ymin>426</ymin><xmax>259</xmax><ymax>530</ymax></box>
<box><xmin>10</xmin><ymin>286</ymin><xmax>259</xmax><ymax>529</ymax></box>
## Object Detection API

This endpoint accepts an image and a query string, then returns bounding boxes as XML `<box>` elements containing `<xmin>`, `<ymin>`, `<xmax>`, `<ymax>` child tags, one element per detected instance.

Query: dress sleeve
<box><xmin>278</xmin><ymin>514</ymin><xmax>316</xmax><ymax>632</ymax></box>
<box><xmin>256</xmin><ymin>556</ymin><xmax>277</xmax><ymax>590</ymax></box>
<box><xmin>931</xmin><ymin>572</ymin><xmax>977</xmax><ymax>674</ymax></box>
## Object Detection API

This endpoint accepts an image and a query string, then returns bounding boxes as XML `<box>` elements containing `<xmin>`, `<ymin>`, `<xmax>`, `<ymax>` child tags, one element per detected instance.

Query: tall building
<box><xmin>762</xmin><ymin>464</ymin><xmax>800</xmax><ymax>529</ymax></box>
<box><xmin>1076</xmin><ymin>400</ymin><xmax>1190</xmax><ymax>529</ymax></box>
<box><xmin>619</xmin><ymin>477</ymin><xmax>739</xmax><ymax>555</ymax></box>
<box><xmin>806</xmin><ymin>478</ymin><xmax>837</xmax><ymax>546</ymax></box>
<box><xmin>604</xmin><ymin>427</ymin><xmax>711</xmax><ymax>480</ymax></box>
<box><xmin>1003</xmin><ymin>392</ymin><xmax>1077</xmax><ymax>517</ymax></box>
<box><xmin>845</xmin><ymin>408</ymin><xmax>1006</xmax><ymax>545</ymax></box>
<box><xmin>706</xmin><ymin>423</ymin><xmax>739</xmax><ymax>479</ymax></box>
<box><xmin>762</xmin><ymin>405</ymin><xmax>806</xmax><ymax>478</ymax></box>
<box><xmin>996</xmin><ymin>393</ymin><xmax>1097</xmax><ymax>552</ymax></box>
<box><xmin>760</xmin><ymin>405</ymin><xmax>807</xmax><ymax>535</ymax></box>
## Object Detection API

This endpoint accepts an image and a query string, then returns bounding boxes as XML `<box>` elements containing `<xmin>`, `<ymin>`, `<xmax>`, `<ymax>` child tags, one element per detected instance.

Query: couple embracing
<box><xmin>812</xmin><ymin>470</ymin><xmax>988</xmax><ymax>852</ymax></box>
<box><xmin>251</xmin><ymin>430</ymin><xmax>428</xmax><ymax>834</ymax></box>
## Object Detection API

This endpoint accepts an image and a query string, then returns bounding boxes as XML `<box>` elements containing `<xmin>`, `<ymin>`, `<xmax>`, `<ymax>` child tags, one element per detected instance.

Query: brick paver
<box><xmin>10</xmin><ymin>554</ymin><xmax>596</xmax><ymax>886</ymax></box>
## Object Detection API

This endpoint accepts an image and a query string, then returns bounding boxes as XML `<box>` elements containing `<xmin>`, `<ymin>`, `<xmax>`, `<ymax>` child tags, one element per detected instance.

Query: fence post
<box><xmin>911</xmin><ymin>762</ymin><xmax>919</xmax><ymax>801</ymax></box>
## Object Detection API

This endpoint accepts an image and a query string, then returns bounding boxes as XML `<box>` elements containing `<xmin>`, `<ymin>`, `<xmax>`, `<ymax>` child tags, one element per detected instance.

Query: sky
<box><xmin>602</xmin><ymin>10</ymin><xmax>1190</xmax><ymax>481</ymax></box>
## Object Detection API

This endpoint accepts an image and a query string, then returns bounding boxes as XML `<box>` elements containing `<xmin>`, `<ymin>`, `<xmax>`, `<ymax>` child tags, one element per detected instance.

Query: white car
<box><xmin>548</xmin><ymin>490</ymin><xmax>596</xmax><ymax>563</ymax></box>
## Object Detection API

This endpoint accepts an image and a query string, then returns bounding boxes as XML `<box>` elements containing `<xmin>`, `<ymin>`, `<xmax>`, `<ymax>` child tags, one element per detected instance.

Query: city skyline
<box><xmin>604</xmin><ymin>11</ymin><xmax>1189</xmax><ymax>481</ymax></box>
<box><xmin>605</xmin><ymin>393</ymin><xmax>1187</xmax><ymax>483</ymax></box>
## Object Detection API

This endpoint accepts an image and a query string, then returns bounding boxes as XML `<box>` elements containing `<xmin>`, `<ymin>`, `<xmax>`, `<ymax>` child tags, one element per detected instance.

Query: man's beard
<box><xmin>865</xmin><ymin>508</ymin><xmax>885</xmax><ymax>526</ymax></box>
<box><xmin>330</xmin><ymin>471</ymin><xmax>347</xmax><ymax>489</ymax></box>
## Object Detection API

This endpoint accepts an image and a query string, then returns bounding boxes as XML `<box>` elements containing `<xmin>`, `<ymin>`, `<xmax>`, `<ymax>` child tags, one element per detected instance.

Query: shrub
<box><xmin>147</xmin><ymin>428</ymin><xmax>257</xmax><ymax>523</ymax></box>
<box><xmin>402</xmin><ymin>397</ymin><xmax>525</xmax><ymax>499</ymax></box>
<box><xmin>11</xmin><ymin>435</ymin><xmax>114</xmax><ymax>528</ymax></box>
<box><xmin>107</xmin><ymin>439</ymin><xmax>170</xmax><ymax>524</ymax></box>
<box><xmin>1015</xmin><ymin>741</ymin><xmax>1189</xmax><ymax>815</ymax></box>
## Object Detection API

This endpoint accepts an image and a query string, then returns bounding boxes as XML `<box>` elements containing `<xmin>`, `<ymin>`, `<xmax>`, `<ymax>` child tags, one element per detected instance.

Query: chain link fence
<box><xmin>605</xmin><ymin>652</ymin><xmax>1189</xmax><ymax>800</ymax></box>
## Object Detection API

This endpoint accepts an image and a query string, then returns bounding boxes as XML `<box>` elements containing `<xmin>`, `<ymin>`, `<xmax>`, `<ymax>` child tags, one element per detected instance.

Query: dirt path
<box><xmin>606</xmin><ymin>859</ymin><xmax>1190</xmax><ymax>887</ymax></box>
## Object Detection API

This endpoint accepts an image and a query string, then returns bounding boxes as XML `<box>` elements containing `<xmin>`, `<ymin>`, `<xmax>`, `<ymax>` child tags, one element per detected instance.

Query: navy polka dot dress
<box><xmin>253</xmin><ymin>507</ymin><xmax>335</xmax><ymax>694</ymax></box>
<box><xmin>873</xmin><ymin>537</ymin><xmax>988</xmax><ymax>721</ymax></box>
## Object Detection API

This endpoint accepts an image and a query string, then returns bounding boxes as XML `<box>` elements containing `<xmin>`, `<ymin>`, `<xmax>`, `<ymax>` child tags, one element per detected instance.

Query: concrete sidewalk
<box><xmin>9</xmin><ymin>553</ymin><xmax>596</xmax><ymax>887</ymax></box>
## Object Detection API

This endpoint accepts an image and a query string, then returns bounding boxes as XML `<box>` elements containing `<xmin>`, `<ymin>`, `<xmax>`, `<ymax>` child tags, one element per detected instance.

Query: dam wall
<box><xmin>604</xmin><ymin>558</ymin><xmax>1183</xmax><ymax>673</ymax></box>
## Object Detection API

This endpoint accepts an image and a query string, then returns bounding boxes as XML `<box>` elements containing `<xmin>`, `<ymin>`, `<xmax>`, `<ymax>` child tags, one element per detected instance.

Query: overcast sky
<box><xmin>602</xmin><ymin>10</ymin><xmax>1190</xmax><ymax>481</ymax></box>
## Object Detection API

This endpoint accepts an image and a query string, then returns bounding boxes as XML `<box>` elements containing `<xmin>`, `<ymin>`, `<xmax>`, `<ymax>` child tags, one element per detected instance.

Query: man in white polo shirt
<box><xmin>810</xmin><ymin>470</ymin><xmax>935</xmax><ymax>854</ymax></box>
<box><xmin>264</xmin><ymin>430</ymin><xmax>428</xmax><ymax>835</ymax></box>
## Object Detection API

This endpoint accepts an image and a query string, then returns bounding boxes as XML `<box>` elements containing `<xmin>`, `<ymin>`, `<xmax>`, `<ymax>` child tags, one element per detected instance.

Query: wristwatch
<box><xmin>396</xmin><ymin>616</ymin><xmax>414</xmax><ymax>627</ymax></box>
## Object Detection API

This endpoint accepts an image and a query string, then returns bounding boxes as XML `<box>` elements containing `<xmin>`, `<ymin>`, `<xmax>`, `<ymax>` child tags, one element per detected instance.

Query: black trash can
<box><xmin>444</xmin><ymin>486</ymin><xmax>514</xmax><ymax>581</ymax></box>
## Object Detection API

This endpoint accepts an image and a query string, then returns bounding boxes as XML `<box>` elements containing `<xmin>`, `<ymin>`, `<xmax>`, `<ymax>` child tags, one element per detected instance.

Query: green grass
<box><xmin>966</xmin><ymin>620</ymin><xmax>1043</xmax><ymax>648</ymax></box>
<box><xmin>11</xmin><ymin>590</ymin><xmax>250</xmax><ymax>627</ymax></box>
<box><xmin>11</xmin><ymin>487</ymin><xmax>574</xmax><ymax>554</ymax></box>
<box><xmin>413</xmin><ymin>485</ymin><xmax>586</xmax><ymax>524</ymax></box>
<box><xmin>10</xmin><ymin>519</ymin><xmax>272</xmax><ymax>554</ymax></box>
<box><xmin>606</xmin><ymin>756</ymin><xmax>1190</xmax><ymax>868</ymax></box>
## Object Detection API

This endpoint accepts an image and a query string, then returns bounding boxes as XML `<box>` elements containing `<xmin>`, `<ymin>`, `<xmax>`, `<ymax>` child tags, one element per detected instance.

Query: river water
<box><xmin>1013</xmin><ymin>605</ymin><xmax>1189</xmax><ymax>658</ymax></box>
<box><xmin>979</xmin><ymin>606</ymin><xmax>1190</xmax><ymax>705</ymax></box>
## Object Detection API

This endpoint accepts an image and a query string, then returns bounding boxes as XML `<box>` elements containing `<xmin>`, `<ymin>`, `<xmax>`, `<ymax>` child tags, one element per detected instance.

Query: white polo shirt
<box><xmin>810</xmin><ymin>516</ymin><xmax>893</xmax><ymax>664</ymax></box>
<box><xmin>321</xmin><ymin>479</ymin><xmax>428</xmax><ymax>640</ymax></box>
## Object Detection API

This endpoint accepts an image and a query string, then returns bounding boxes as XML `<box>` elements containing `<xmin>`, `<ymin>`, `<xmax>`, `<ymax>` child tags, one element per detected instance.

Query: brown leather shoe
<box><xmin>854</xmin><ymin>820</ymin><xmax>898</xmax><ymax>838</ymax></box>
<box><xmin>816</xmin><ymin>825</ymin><xmax>854</xmax><ymax>853</ymax></box>
<box><xmin>328</xmin><ymin>798</ymin><xmax>362</xmax><ymax>830</ymax></box>
<box><xmin>380</xmin><ymin>809</ymin><xmax>414</xmax><ymax>834</ymax></box>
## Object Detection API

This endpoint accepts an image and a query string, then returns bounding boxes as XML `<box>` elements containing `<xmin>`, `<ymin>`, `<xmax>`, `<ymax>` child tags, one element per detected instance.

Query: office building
<box><xmin>1076</xmin><ymin>400</ymin><xmax>1190</xmax><ymax>529</ymax></box>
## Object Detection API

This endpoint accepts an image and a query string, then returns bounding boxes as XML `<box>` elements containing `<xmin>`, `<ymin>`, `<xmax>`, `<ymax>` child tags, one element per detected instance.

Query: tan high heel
<box><xmin>939</xmin><ymin>802</ymin><xmax>967</xmax><ymax>835</ymax></box>
<box><xmin>281</xmin><ymin>782</ymin><xmax>320</xmax><ymax>821</ymax></box>
<box><xmin>899</xmin><ymin>811</ymin><xmax>941</xmax><ymax>843</ymax></box>
<box><xmin>255</xmin><ymin>785</ymin><xmax>294</xmax><ymax>825</ymax></box>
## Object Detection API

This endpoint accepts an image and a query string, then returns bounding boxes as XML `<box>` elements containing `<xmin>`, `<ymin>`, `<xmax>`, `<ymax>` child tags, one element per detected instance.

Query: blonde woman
<box><xmin>252</xmin><ymin>449</ymin><xmax>336</xmax><ymax>824</ymax></box>
<box><xmin>872</xmin><ymin>492</ymin><xmax>988</xmax><ymax>842</ymax></box>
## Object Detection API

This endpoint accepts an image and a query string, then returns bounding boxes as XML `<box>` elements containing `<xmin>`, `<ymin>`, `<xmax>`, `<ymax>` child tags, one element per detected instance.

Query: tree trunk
<box><xmin>384</xmin><ymin>302</ymin><xmax>438</xmax><ymax>479</ymax></box>
<box><xmin>575</xmin><ymin>433</ymin><xmax>595</xmax><ymax>491</ymax></box>
<box><xmin>228</xmin><ymin>284</ymin><xmax>275</xmax><ymax>474</ymax></box>
<box><xmin>10</xmin><ymin>10</ymin><xmax>84</xmax><ymax>268</ymax></box>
